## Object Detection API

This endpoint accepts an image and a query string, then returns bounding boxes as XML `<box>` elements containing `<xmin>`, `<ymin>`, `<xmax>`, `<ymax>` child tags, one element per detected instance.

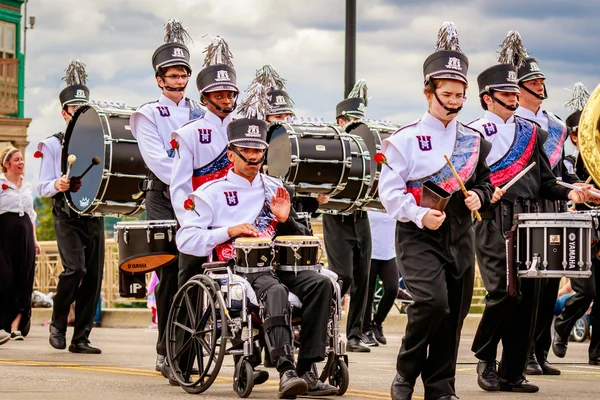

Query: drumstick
<box><xmin>556</xmin><ymin>180</ymin><xmax>600</xmax><ymax>198</ymax></box>
<box><xmin>444</xmin><ymin>155</ymin><xmax>482</xmax><ymax>222</ymax></box>
<box><xmin>78</xmin><ymin>157</ymin><xmax>101</xmax><ymax>180</ymax></box>
<box><xmin>585</xmin><ymin>176</ymin><xmax>593</xmax><ymax>184</ymax></box>
<box><xmin>65</xmin><ymin>154</ymin><xmax>76</xmax><ymax>179</ymax></box>
<box><xmin>500</xmin><ymin>162</ymin><xmax>537</xmax><ymax>192</ymax></box>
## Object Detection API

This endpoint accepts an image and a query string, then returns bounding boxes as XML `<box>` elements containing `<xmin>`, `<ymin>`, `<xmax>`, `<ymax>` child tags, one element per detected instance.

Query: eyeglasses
<box><xmin>164</xmin><ymin>74</ymin><xmax>190</xmax><ymax>81</ymax></box>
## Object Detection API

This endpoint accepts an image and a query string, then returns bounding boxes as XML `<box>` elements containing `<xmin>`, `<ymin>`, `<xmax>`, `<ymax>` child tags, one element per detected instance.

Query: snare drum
<box><xmin>233</xmin><ymin>237</ymin><xmax>274</xmax><ymax>273</ymax></box>
<box><xmin>515</xmin><ymin>213</ymin><xmax>592</xmax><ymax>278</ymax></box>
<box><xmin>320</xmin><ymin>134</ymin><xmax>372</xmax><ymax>215</ymax></box>
<box><xmin>63</xmin><ymin>103</ymin><xmax>147</xmax><ymax>216</ymax></box>
<box><xmin>274</xmin><ymin>235</ymin><xmax>322</xmax><ymax>273</ymax></box>
<box><xmin>115</xmin><ymin>220</ymin><xmax>178</xmax><ymax>274</ymax></box>
<box><xmin>345</xmin><ymin>120</ymin><xmax>399</xmax><ymax>211</ymax></box>
<box><xmin>266</xmin><ymin>121</ymin><xmax>351</xmax><ymax>195</ymax></box>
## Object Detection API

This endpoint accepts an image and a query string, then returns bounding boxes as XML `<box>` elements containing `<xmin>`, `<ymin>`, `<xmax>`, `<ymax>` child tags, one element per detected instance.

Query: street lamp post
<box><xmin>344</xmin><ymin>0</ymin><xmax>356</xmax><ymax>97</ymax></box>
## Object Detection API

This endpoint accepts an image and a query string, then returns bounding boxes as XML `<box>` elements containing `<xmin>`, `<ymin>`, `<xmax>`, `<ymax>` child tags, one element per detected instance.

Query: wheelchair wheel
<box><xmin>233</xmin><ymin>358</ymin><xmax>255</xmax><ymax>398</ymax></box>
<box><xmin>571</xmin><ymin>316</ymin><xmax>590</xmax><ymax>343</ymax></box>
<box><xmin>166</xmin><ymin>275</ymin><xmax>227</xmax><ymax>394</ymax></box>
<box><xmin>329</xmin><ymin>357</ymin><xmax>349</xmax><ymax>396</ymax></box>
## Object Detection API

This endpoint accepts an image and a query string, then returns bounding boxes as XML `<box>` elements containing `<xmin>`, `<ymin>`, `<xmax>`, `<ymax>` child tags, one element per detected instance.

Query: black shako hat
<box><xmin>267</xmin><ymin>89</ymin><xmax>294</xmax><ymax>116</ymax></box>
<box><xmin>228</xmin><ymin>118</ymin><xmax>269</xmax><ymax>149</ymax></box>
<box><xmin>151</xmin><ymin>19</ymin><xmax>192</xmax><ymax>75</ymax></box>
<box><xmin>336</xmin><ymin>79</ymin><xmax>368</xmax><ymax>119</ymax></box>
<box><xmin>518</xmin><ymin>56</ymin><xmax>545</xmax><ymax>83</ymax></box>
<box><xmin>196</xmin><ymin>36</ymin><xmax>239</xmax><ymax>94</ymax></box>
<box><xmin>477</xmin><ymin>64</ymin><xmax>520</xmax><ymax>96</ymax></box>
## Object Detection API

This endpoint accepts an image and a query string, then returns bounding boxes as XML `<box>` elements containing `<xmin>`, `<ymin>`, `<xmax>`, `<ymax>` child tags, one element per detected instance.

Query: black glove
<box><xmin>69</xmin><ymin>176</ymin><xmax>82</xmax><ymax>192</ymax></box>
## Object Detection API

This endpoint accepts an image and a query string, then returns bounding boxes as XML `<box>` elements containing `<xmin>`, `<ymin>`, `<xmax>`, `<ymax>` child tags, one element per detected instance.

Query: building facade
<box><xmin>0</xmin><ymin>0</ymin><xmax>30</xmax><ymax>154</ymax></box>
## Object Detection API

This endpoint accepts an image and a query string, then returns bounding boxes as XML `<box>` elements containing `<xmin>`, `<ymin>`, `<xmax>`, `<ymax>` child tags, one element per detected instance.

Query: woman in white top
<box><xmin>0</xmin><ymin>146</ymin><xmax>39</xmax><ymax>341</ymax></box>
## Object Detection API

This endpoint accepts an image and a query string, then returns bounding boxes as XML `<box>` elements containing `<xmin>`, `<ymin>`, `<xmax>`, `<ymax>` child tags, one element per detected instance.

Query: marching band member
<box><xmin>468</xmin><ymin>32</ymin><xmax>590</xmax><ymax>393</ymax></box>
<box><xmin>514</xmin><ymin>38</ymin><xmax>572</xmax><ymax>376</ymax></box>
<box><xmin>552</xmin><ymin>83</ymin><xmax>600</xmax><ymax>366</ymax></box>
<box><xmin>37</xmin><ymin>60</ymin><xmax>104</xmax><ymax>354</ymax></box>
<box><xmin>169</xmin><ymin>36</ymin><xmax>238</xmax><ymax>286</ymax></box>
<box><xmin>129</xmin><ymin>19</ymin><xmax>204</xmax><ymax>375</ymax></box>
<box><xmin>323</xmin><ymin>79</ymin><xmax>372</xmax><ymax>353</ymax></box>
<box><xmin>176</xmin><ymin>109</ymin><xmax>319</xmax><ymax>398</ymax></box>
<box><xmin>380</xmin><ymin>22</ymin><xmax>493</xmax><ymax>400</ymax></box>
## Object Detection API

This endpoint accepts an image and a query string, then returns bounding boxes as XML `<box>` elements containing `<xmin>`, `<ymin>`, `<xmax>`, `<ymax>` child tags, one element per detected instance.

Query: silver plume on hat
<box><xmin>497</xmin><ymin>31</ymin><xmax>528</xmax><ymax>68</ymax></box>
<box><xmin>564</xmin><ymin>82</ymin><xmax>590</xmax><ymax>112</ymax></box>
<box><xmin>202</xmin><ymin>36</ymin><xmax>234</xmax><ymax>68</ymax></box>
<box><xmin>434</xmin><ymin>21</ymin><xmax>462</xmax><ymax>53</ymax></box>
<box><xmin>348</xmin><ymin>78</ymin><xmax>368</xmax><ymax>106</ymax></box>
<box><xmin>255</xmin><ymin>64</ymin><xmax>286</xmax><ymax>91</ymax></box>
<box><xmin>164</xmin><ymin>19</ymin><xmax>193</xmax><ymax>45</ymax></box>
<box><xmin>63</xmin><ymin>60</ymin><xmax>88</xmax><ymax>86</ymax></box>
<box><xmin>238</xmin><ymin>82</ymin><xmax>272</xmax><ymax>120</ymax></box>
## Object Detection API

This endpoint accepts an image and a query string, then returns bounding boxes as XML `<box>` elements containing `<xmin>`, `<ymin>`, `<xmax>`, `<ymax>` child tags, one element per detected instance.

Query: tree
<box><xmin>35</xmin><ymin>197</ymin><xmax>56</xmax><ymax>241</ymax></box>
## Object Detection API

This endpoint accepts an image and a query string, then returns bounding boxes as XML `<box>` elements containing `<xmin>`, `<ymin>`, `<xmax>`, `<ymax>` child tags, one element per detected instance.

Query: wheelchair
<box><xmin>164</xmin><ymin>237</ymin><xmax>349</xmax><ymax>397</ymax></box>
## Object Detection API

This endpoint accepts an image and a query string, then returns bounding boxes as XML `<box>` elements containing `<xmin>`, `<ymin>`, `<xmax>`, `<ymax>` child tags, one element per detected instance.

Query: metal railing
<box><xmin>0</xmin><ymin>58</ymin><xmax>19</xmax><ymax>115</ymax></box>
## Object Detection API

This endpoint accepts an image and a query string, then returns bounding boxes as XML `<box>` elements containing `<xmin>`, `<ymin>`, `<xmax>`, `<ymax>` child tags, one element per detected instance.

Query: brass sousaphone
<box><xmin>578</xmin><ymin>83</ymin><xmax>600</xmax><ymax>185</ymax></box>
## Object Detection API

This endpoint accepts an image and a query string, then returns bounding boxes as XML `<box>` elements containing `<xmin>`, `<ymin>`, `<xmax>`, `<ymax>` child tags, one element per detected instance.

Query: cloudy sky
<box><xmin>21</xmin><ymin>0</ymin><xmax>600</xmax><ymax>187</ymax></box>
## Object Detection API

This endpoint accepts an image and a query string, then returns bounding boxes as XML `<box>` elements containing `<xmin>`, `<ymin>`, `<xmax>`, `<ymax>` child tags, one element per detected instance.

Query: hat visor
<box><xmin>157</xmin><ymin>60</ymin><xmax>192</xmax><ymax>72</ymax></box>
<box><xmin>267</xmin><ymin>108</ymin><xmax>295</xmax><ymax>116</ymax></box>
<box><xmin>338</xmin><ymin>111</ymin><xmax>364</xmax><ymax>119</ymax></box>
<box><xmin>62</xmin><ymin>99</ymin><xmax>89</xmax><ymax>107</ymax></box>
<box><xmin>429</xmin><ymin>72</ymin><xmax>468</xmax><ymax>85</ymax></box>
<box><xmin>519</xmin><ymin>72</ymin><xmax>546</xmax><ymax>82</ymax></box>
<box><xmin>229</xmin><ymin>139</ymin><xmax>268</xmax><ymax>150</ymax></box>
<box><xmin>203</xmin><ymin>84</ymin><xmax>240</xmax><ymax>93</ymax></box>
<box><xmin>492</xmin><ymin>85</ymin><xmax>521</xmax><ymax>93</ymax></box>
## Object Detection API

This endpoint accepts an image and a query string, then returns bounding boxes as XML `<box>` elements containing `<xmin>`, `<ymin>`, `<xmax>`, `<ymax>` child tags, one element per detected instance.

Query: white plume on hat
<box><xmin>497</xmin><ymin>31</ymin><xmax>528</xmax><ymax>68</ymax></box>
<box><xmin>63</xmin><ymin>60</ymin><xmax>88</xmax><ymax>86</ymax></box>
<box><xmin>348</xmin><ymin>78</ymin><xmax>369</xmax><ymax>106</ymax></box>
<box><xmin>163</xmin><ymin>19</ymin><xmax>192</xmax><ymax>45</ymax></box>
<box><xmin>202</xmin><ymin>36</ymin><xmax>234</xmax><ymax>68</ymax></box>
<box><xmin>434</xmin><ymin>21</ymin><xmax>462</xmax><ymax>53</ymax></box>
<box><xmin>238</xmin><ymin>82</ymin><xmax>271</xmax><ymax>120</ymax></box>
<box><xmin>564</xmin><ymin>82</ymin><xmax>590</xmax><ymax>112</ymax></box>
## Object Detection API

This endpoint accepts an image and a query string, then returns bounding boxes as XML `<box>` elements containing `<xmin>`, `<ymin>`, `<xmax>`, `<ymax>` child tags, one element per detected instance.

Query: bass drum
<box><xmin>320</xmin><ymin>134</ymin><xmax>372</xmax><ymax>215</ymax></box>
<box><xmin>62</xmin><ymin>104</ymin><xmax>146</xmax><ymax>216</ymax></box>
<box><xmin>266</xmin><ymin>121</ymin><xmax>352</xmax><ymax>196</ymax></box>
<box><xmin>345</xmin><ymin>120</ymin><xmax>399</xmax><ymax>211</ymax></box>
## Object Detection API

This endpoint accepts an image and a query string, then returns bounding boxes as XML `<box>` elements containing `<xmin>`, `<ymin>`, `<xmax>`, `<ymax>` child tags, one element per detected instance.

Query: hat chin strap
<box><xmin>519</xmin><ymin>82</ymin><xmax>548</xmax><ymax>100</ymax></box>
<box><xmin>203</xmin><ymin>94</ymin><xmax>237</xmax><ymax>114</ymax></box>
<box><xmin>230</xmin><ymin>145</ymin><xmax>265</xmax><ymax>166</ymax></box>
<box><xmin>428</xmin><ymin>79</ymin><xmax>463</xmax><ymax>116</ymax></box>
<box><xmin>489</xmin><ymin>90</ymin><xmax>519</xmax><ymax>112</ymax></box>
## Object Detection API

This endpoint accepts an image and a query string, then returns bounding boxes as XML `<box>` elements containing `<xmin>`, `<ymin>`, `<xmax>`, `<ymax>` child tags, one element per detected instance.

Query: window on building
<box><xmin>0</xmin><ymin>22</ymin><xmax>16</xmax><ymax>59</ymax></box>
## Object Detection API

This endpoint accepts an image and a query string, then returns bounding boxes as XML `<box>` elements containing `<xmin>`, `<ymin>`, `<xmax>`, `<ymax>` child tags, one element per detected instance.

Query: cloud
<box><xmin>21</xmin><ymin>0</ymin><xmax>600</xmax><ymax>190</ymax></box>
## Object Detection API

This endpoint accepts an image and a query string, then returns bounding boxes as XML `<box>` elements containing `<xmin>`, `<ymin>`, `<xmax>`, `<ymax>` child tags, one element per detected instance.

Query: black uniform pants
<box><xmin>244</xmin><ymin>272</ymin><xmax>295</xmax><ymax>372</ymax></box>
<box><xmin>52</xmin><ymin>206</ymin><xmax>104</xmax><ymax>344</ymax></box>
<box><xmin>554</xmin><ymin>261</ymin><xmax>600</xmax><ymax>360</ymax></box>
<box><xmin>278</xmin><ymin>270</ymin><xmax>333</xmax><ymax>362</ymax></box>
<box><xmin>322</xmin><ymin>213</ymin><xmax>371</xmax><ymax>339</ymax></box>
<box><xmin>145</xmin><ymin>188</ymin><xmax>179</xmax><ymax>357</ymax></box>
<box><xmin>532</xmin><ymin>277</ymin><xmax>561</xmax><ymax>362</ymax></box>
<box><xmin>472</xmin><ymin>219</ymin><xmax>541</xmax><ymax>382</ymax></box>
<box><xmin>395</xmin><ymin>224</ymin><xmax>474</xmax><ymax>400</ymax></box>
<box><xmin>363</xmin><ymin>257</ymin><xmax>399</xmax><ymax>332</ymax></box>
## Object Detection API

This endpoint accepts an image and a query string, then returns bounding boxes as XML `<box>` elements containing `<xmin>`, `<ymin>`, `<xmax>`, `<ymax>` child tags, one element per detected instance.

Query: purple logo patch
<box><xmin>156</xmin><ymin>106</ymin><xmax>170</xmax><ymax>117</ymax></box>
<box><xmin>483</xmin><ymin>122</ymin><xmax>498</xmax><ymax>136</ymax></box>
<box><xmin>416</xmin><ymin>135</ymin><xmax>432</xmax><ymax>151</ymax></box>
<box><xmin>224</xmin><ymin>191</ymin><xmax>239</xmax><ymax>206</ymax></box>
<box><xmin>199</xmin><ymin>128</ymin><xmax>212</xmax><ymax>144</ymax></box>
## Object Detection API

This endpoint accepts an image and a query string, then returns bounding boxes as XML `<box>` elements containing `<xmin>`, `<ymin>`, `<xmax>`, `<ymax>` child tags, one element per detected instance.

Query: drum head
<box><xmin>266</xmin><ymin>124</ymin><xmax>292</xmax><ymax>179</ymax></box>
<box><xmin>62</xmin><ymin>106</ymin><xmax>105</xmax><ymax>213</ymax></box>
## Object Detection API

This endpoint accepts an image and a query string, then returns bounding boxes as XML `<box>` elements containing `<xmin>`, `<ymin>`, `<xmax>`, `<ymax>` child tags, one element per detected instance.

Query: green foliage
<box><xmin>34</xmin><ymin>197</ymin><xmax>56</xmax><ymax>241</ymax></box>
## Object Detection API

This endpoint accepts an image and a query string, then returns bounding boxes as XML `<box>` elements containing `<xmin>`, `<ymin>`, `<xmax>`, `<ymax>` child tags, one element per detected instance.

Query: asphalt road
<box><xmin>1</xmin><ymin>325</ymin><xmax>599</xmax><ymax>400</ymax></box>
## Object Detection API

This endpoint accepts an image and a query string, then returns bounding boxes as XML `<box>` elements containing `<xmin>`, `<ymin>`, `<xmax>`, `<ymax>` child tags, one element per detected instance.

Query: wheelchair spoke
<box><xmin>174</xmin><ymin>335</ymin><xmax>195</xmax><ymax>360</ymax></box>
<box><xmin>197</xmin><ymin>335</ymin><xmax>215</xmax><ymax>364</ymax></box>
<box><xmin>173</xmin><ymin>320</ymin><xmax>195</xmax><ymax>335</ymax></box>
<box><xmin>184</xmin><ymin>290</ymin><xmax>197</xmax><ymax>328</ymax></box>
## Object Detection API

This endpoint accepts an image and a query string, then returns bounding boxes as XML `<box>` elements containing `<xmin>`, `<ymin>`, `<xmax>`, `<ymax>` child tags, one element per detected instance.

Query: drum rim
<box><xmin>516</xmin><ymin>212</ymin><xmax>593</xmax><ymax>221</ymax></box>
<box><xmin>234</xmin><ymin>237</ymin><xmax>272</xmax><ymax>246</ymax></box>
<box><xmin>116</xmin><ymin>220</ymin><xmax>177</xmax><ymax>228</ymax></box>
<box><xmin>274</xmin><ymin>235</ymin><xmax>320</xmax><ymax>241</ymax></box>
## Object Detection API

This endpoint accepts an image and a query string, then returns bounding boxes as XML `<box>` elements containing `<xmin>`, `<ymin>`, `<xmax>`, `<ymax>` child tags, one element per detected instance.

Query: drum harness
<box><xmin>482</xmin><ymin>197</ymin><xmax>541</xmax><ymax>235</ymax></box>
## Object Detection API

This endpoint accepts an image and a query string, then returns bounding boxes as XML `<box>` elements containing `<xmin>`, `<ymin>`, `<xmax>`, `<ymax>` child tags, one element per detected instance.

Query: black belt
<box><xmin>141</xmin><ymin>179</ymin><xmax>168</xmax><ymax>192</ymax></box>
<box><xmin>482</xmin><ymin>198</ymin><xmax>540</xmax><ymax>232</ymax></box>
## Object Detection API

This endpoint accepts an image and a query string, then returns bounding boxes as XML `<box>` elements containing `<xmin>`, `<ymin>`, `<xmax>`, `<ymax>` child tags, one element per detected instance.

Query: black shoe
<box><xmin>300</xmin><ymin>369</ymin><xmax>338</xmax><ymax>396</ymax></box>
<box><xmin>436</xmin><ymin>396</ymin><xmax>459</xmax><ymax>400</ymax></box>
<box><xmin>499</xmin><ymin>378</ymin><xmax>539</xmax><ymax>393</ymax></box>
<box><xmin>540</xmin><ymin>360</ymin><xmax>561</xmax><ymax>375</ymax></box>
<box><xmin>155</xmin><ymin>354</ymin><xmax>165</xmax><ymax>372</ymax></box>
<box><xmin>362</xmin><ymin>330</ymin><xmax>379</xmax><ymax>347</ymax></box>
<box><xmin>589</xmin><ymin>357</ymin><xmax>600</xmax><ymax>365</ymax></box>
<box><xmin>49</xmin><ymin>325</ymin><xmax>66</xmax><ymax>350</ymax></box>
<box><xmin>373</xmin><ymin>323</ymin><xmax>387</xmax><ymax>345</ymax></box>
<box><xmin>347</xmin><ymin>337</ymin><xmax>371</xmax><ymax>353</ymax></box>
<box><xmin>253</xmin><ymin>369</ymin><xmax>269</xmax><ymax>385</ymax></box>
<box><xmin>161</xmin><ymin>360</ymin><xmax>180</xmax><ymax>386</ymax></box>
<box><xmin>397</xmin><ymin>288</ymin><xmax>413</xmax><ymax>302</ymax></box>
<box><xmin>526</xmin><ymin>353</ymin><xmax>543</xmax><ymax>375</ymax></box>
<box><xmin>0</xmin><ymin>334</ymin><xmax>9</xmax><ymax>346</ymax></box>
<box><xmin>21</xmin><ymin>319</ymin><xmax>31</xmax><ymax>337</ymax></box>
<box><xmin>476</xmin><ymin>360</ymin><xmax>499</xmax><ymax>391</ymax></box>
<box><xmin>278</xmin><ymin>369</ymin><xmax>309</xmax><ymax>399</ymax></box>
<box><xmin>552</xmin><ymin>325</ymin><xmax>568</xmax><ymax>358</ymax></box>
<box><xmin>390</xmin><ymin>373</ymin><xmax>414</xmax><ymax>400</ymax></box>
<box><xmin>68</xmin><ymin>342</ymin><xmax>102</xmax><ymax>354</ymax></box>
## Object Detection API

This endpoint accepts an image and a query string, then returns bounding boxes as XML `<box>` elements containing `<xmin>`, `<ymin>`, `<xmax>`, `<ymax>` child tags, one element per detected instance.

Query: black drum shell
<box><xmin>275</xmin><ymin>244</ymin><xmax>319</xmax><ymax>267</ymax></box>
<box><xmin>116</xmin><ymin>222</ymin><xmax>177</xmax><ymax>274</ymax></box>
<box><xmin>235</xmin><ymin>246</ymin><xmax>273</xmax><ymax>268</ymax></box>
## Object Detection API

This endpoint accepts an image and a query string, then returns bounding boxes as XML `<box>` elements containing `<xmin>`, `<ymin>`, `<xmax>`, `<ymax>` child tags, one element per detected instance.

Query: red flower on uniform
<box><xmin>184</xmin><ymin>197</ymin><xmax>199</xmax><ymax>216</ymax></box>
<box><xmin>2</xmin><ymin>183</ymin><xmax>12</xmax><ymax>190</ymax></box>
<box><xmin>170</xmin><ymin>139</ymin><xmax>180</xmax><ymax>157</ymax></box>
<box><xmin>374</xmin><ymin>152</ymin><xmax>394</xmax><ymax>171</ymax></box>
<box><xmin>33</xmin><ymin>151</ymin><xmax>43</xmax><ymax>158</ymax></box>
